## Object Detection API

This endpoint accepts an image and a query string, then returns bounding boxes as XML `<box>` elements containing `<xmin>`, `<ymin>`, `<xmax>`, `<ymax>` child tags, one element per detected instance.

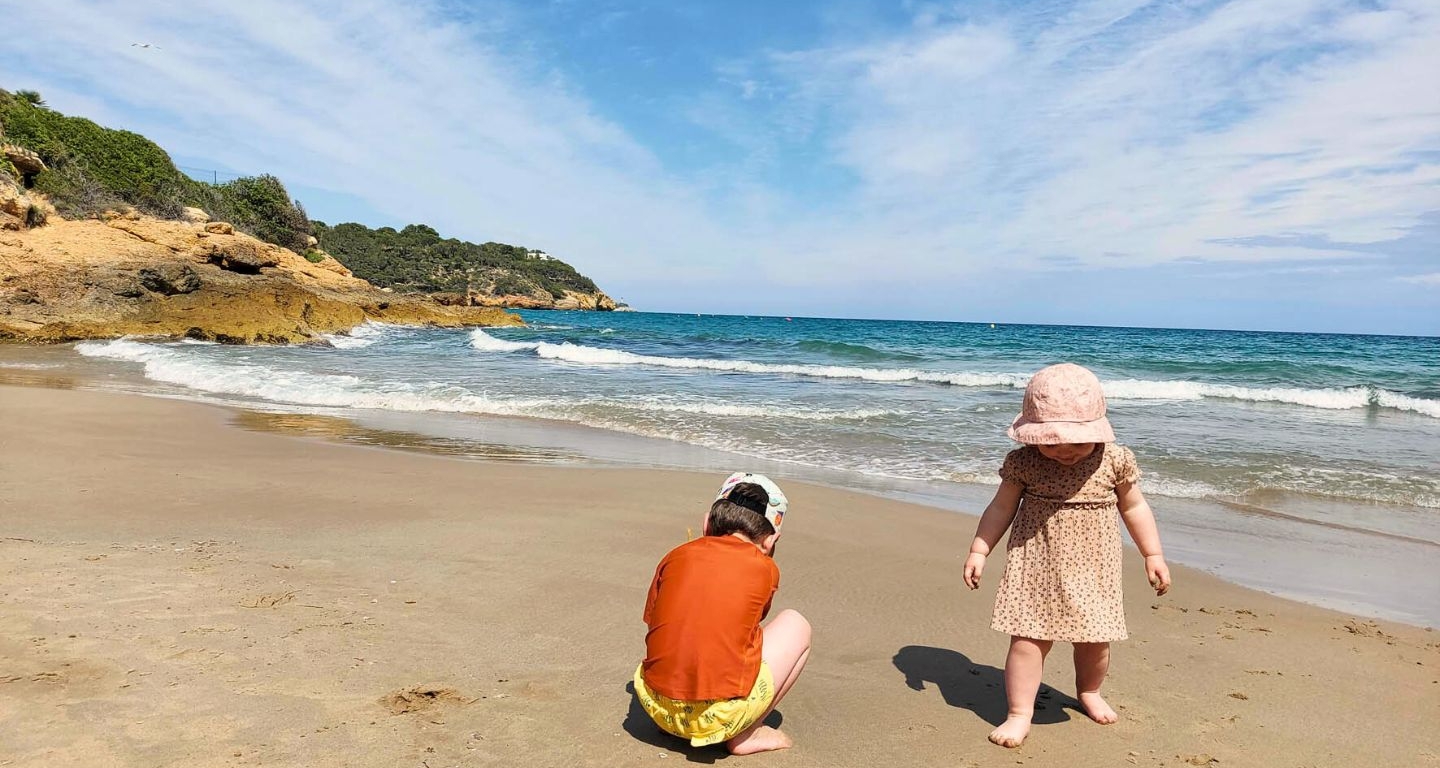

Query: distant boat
<box><xmin>785</xmin><ymin>317</ymin><xmax>792</xmax><ymax>322</ymax></box>
<box><xmin>990</xmin><ymin>323</ymin><xmax>996</xmax><ymax>329</ymax></box>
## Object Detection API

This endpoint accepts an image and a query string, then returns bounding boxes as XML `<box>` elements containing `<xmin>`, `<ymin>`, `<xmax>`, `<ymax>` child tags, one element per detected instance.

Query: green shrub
<box><xmin>490</xmin><ymin>273</ymin><xmax>534</xmax><ymax>296</ymax></box>
<box><xmin>313</xmin><ymin>220</ymin><xmax>602</xmax><ymax>299</ymax></box>
<box><xmin>197</xmin><ymin>174</ymin><xmax>312</xmax><ymax>252</ymax></box>
<box><xmin>303</xmin><ymin>249</ymin><xmax>326</xmax><ymax>263</ymax></box>
<box><xmin>1</xmin><ymin>89</ymin><xmax>196</xmax><ymax>218</ymax></box>
<box><xmin>24</xmin><ymin>203</ymin><xmax>47</xmax><ymax>228</ymax></box>
<box><xmin>30</xmin><ymin>152</ymin><xmax>128</xmax><ymax>217</ymax></box>
<box><xmin>0</xmin><ymin>86</ymin><xmax>310</xmax><ymax>249</ymax></box>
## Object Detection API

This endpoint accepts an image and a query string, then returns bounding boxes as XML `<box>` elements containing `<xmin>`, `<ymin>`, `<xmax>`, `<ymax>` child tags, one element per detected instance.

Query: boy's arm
<box><xmin>642</xmin><ymin>562</ymin><xmax>663</xmax><ymax>624</ymax></box>
<box><xmin>962</xmin><ymin>480</ymin><xmax>1023</xmax><ymax>590</ymax></box>
<box><xmin>1118</xmin><ymin>481</ymin><xmax>1171</xmax><ymax>595</ymax></box>
<box><xmin>759</xmin><ymin>566</ymin><xmax>779</xmax><ymax>620</ymax></box>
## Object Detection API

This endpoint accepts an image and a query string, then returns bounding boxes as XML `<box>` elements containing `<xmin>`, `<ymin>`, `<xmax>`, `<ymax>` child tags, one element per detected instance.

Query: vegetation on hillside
<box><xmin>0</xmin><ymin>87</ymin><xmax>313</xmax><ymax>251</ymax></box>
<box><xmin>312</xmin><ymin>221</ymin><xmax>600</xmax><ymax>298</ymax></box>
<box><xmin>1</xmin><ymin>86</ymin><xmax>606</xmax><ymax>301</ymax></box>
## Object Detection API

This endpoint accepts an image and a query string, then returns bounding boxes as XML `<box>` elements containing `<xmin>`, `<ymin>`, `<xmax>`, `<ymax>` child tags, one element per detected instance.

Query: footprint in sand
<box><xmin>379</xmin><ymin>685</ymin><xmax>476</xmax><ymax>715</ymax></box>
<box><xmin>238</xmin><ymin>590</ymin><xmax>297</xmax><ymax>608</ymax></box>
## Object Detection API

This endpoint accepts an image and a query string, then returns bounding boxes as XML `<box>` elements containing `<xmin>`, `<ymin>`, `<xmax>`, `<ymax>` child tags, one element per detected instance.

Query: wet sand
<box><xmin>1</xmin><ymin>384</ymin><xmax>1436</xmax><ymax>767</ymax></box>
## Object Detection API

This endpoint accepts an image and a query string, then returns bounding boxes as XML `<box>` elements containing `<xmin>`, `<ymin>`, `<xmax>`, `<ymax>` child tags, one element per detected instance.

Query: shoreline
<box><xmin>1</xmin><ymin>383</ymin><xmax>1436</xmax><ymax>767</ymax></box>
<box><xmin>4</xmin><ymin>342</ymin><xmax>1438</xmax><ymax>628</ymax></box>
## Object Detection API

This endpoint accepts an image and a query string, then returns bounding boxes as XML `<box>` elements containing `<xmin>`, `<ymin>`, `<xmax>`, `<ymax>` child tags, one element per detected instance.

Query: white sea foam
<box><xmin>0</xmin><ymin>361</ymin><xmax>62</xmax><ymax>369</ymax></box>
<box><xmin>321</xmin><ymin>322</ymin><xmax>395</xmax><ymax>349</ymax></box>
<box><xmin>1103</xmin><ymin>379</ymin><xmax>1440</xmax><ymax>418</ymax></box>
<box><xmin>1374</xmin><ymin>390</ymin><xmax>1440</xmax><ymax>419</ymax></box>
<box><xmin>74</xmin><ymin>339</ymin><xmax>893</xmax><ymax>424</ymax></box>
<box><xmin>76</xmin><ymin>339</ymin><xmax>548</xmax><ymax>415</ymax></box>
<box><xmin>468</xmin><ymin>331</ymin><xmax>540</xmax><ymax>353</ymax></box>
<box><xmin>468</xmin><ymin>331</ymin><xmax>1027</xmax><ymax>387</ymax></box>
<box><xmin>1141</xmin><ymin>474</ymin><xmax>1228</xmax><ymax>500</ymax></box>
<box><xmin>468</xmin><ymin>331</ymin><xmax>1440</xmax><ymax>418</ymax></box>
<box><xmin>608</xmin><ymin>398</ymin><xmax>897</xmax><ymax>422</ymax></box>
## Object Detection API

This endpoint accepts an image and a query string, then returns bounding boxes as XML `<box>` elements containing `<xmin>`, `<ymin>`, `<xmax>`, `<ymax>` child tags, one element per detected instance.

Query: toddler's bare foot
<box><xmin>1078</xmin><ymin>691</ymin><xmax>1118</xmax><ymax>724</ymax></box>
<box><xmin>726</xmin><ymin>725</ymin><xmax>793</xmax><ymax>755</ymax></box>
<box><xmin>988</xmin><ymin>716</ymin><xmax>1031</xmax><ymax>748</ymax></box>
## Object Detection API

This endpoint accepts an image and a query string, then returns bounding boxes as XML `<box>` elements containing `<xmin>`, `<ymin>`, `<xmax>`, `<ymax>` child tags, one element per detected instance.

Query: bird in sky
<box><xmin>131</xmin><ymin>43</ymin><xmax>161</xmax><ymax>49</ymax></box>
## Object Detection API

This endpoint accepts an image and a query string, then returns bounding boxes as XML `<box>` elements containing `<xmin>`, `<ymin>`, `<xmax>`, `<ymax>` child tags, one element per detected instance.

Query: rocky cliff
<box><xmin>0</xmin><ymin>181</ymin><xmax>520</xmax><ymax>344</ymax></box>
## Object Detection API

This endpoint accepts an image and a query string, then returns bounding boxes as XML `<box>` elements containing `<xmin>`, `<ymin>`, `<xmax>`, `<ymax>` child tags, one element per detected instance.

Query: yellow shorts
<box><xmin>632</xmin><ymin>662</ymin><xmax>775</xmax><ymax>747</ymax></box>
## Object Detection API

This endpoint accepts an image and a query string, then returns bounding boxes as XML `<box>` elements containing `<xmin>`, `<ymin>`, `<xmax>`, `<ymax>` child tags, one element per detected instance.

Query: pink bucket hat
<box><xmin>1007</xmin><ymin>363</ymin><xmax>1116</xmax><ymax>445</ymax></box>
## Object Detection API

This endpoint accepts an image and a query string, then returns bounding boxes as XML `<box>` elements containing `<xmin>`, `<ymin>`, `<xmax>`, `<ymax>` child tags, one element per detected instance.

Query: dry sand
<box><xmin>0</xmin><ymin>384</ymin><xmax>1436</xmax><ymax>767</ymax></box>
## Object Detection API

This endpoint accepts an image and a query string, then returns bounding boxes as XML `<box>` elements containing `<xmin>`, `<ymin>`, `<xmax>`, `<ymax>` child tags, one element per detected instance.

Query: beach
<box><xmin>1</xmin><ymin>383</ymin><xmax>1436</xmax><ymax>768</ymax></box>
<box><xmin>22</xmin><ymin>312</ymin><xmax>1440</xmax><ymax>626</ymax></box>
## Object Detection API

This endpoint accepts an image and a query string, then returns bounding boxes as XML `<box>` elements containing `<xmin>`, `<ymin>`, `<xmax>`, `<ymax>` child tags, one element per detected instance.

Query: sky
<box><xmin>1</xmin><ymin>0</ymin><xmax>1437</xmax><ymax>335</ymax></box>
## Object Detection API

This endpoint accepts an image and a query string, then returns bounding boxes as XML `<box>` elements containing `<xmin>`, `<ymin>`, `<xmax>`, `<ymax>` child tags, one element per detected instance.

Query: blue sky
<box><xmin>2</xmin><ymin>0</ymin><xmax>1437</xmax><ymax>334</ymax></box>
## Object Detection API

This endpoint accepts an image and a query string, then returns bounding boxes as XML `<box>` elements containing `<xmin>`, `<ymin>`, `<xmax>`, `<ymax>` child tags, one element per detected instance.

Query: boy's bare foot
<box><xmin>727</xmin><ymin>725</ymin><xmax>793</xmax><ymax>755</ymax></box>
<box><xmin>988</xmin><ymin>716</ymin><xmax>1031</xmax><ymax>748</ymax></box>
<box><xmin>1078</xmin><ymin>691</ymin><xmax>1118</xmax><ymax>724</ymax></box>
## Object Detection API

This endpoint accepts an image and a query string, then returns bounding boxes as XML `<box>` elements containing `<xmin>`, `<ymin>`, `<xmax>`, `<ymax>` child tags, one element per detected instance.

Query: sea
<box><xmin>5</xmin><ymin>311</ymin><xmax>1438</xmax><ymax>625</ymax></box>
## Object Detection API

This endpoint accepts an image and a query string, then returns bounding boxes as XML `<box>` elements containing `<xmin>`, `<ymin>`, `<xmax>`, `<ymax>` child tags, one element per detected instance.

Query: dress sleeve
<box><xmin>998</xmin><ymin>449</ymin><xmax>1026</xmax><ymax>486</ymax></box>
<box><xmin>1112</xmin><ymin>444</ymin><xmax>1141</xmax><ymax>486</ymax></box>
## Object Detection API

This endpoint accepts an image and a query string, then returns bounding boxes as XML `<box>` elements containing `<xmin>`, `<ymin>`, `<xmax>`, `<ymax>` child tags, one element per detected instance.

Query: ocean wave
<box><xmin>1103</xmin><ymin>379</ymin><xmax>1440</xmax><ymax>418</ymax></box>
<box><xmin>75</xmin><ymin>339</ymin><xmax>551</xmax><ymax>415</ymax></box>
<box><xmin>468</xmin><ymin>331</ymin><xmax>541</xmax><ymax>353</ymax></box>
<box><xmin>467</xmin><ymin>331</ymin><xmax>1027</xmax><ymax>387</ymax></box>
<box><xmin>321</xmin><ymin>322</ymin><xmax>395</xmax><ymax>349</ymax></box>
<box><xmin>73</xmin><ymin>339</ymin><xmax>893</xmax><ymax>425</ymax></box>
<box><xmin>609</xmin><ymin>398</ymin><xmax>898</xmax><ymax>422</ymax></box>
<box><xmin>792</xmin><ymin>338</ymin><xmax>923</xmax><ymax>361</ymax></box>
<box><xmin>1141</xmin><ymin>474</ymin><xmax>1229</xmax><ymax>500</ymax></box>
<box><xmin>0</xmin><ymin>361</ymin><xmax>62</xmax><ymax>369</ymax></box>
<box><xmin>467</xmin><ymin>332</ymin><xmax>1440</xmax><ymax>418</ymax></box>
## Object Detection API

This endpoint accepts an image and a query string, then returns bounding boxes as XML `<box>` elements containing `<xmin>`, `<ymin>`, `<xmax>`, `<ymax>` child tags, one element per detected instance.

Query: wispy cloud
<box><xmin>1400</xmin><ymin>272</ymin><xmax>1440</xmax><ymax>285</ymax></box>
<box><xmin>0</xmin><ymin>0</ymin><xmax>738</xmax><ymax>287</ymax></box>
<box><xmin>733</xmin><ymin>0</ymin><xmax>1440</xmax><ymax>279</ymax></box>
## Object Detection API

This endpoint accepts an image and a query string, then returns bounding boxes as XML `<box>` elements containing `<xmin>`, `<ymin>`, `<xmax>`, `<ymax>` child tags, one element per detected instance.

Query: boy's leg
<box><xmin>990</xmin><ymin>635</ymin><xmax>1052</xmax><ymax>748</ymax></box>
<box><xmin>726</xmin><ymin>609</ymin><xmax>811</xmax><ymax>756</ymax></box>
<box><xmin>1073</xmin><ymin>642</ymin><xmax>1117</xmax><ymax>724</ymax></box>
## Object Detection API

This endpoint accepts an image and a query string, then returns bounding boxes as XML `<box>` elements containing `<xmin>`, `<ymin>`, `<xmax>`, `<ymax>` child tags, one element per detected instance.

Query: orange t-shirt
<box><xmin>641</xmin><ymin>535</ymin><xmax>780</xmax><ymax>701</ymax></box>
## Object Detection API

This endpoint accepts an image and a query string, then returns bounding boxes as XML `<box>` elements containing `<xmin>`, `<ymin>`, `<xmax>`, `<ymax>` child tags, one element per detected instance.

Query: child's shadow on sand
<box><xmin>622</xmin><ymin>682</ymin><xmax>783</xmax><ymax>763</ymax></box>
<box><xmin>892</xmin><ymin>646</ymin><xmax>1079</xmax><ymax>727</ymax></box>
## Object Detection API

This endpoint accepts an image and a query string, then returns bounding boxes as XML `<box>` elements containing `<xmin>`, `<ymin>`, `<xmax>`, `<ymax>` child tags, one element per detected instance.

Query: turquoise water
<box><xmin>41</xmin><ymin>311</ymin><xmax>1440</xmax><ymax>623</ymax></box>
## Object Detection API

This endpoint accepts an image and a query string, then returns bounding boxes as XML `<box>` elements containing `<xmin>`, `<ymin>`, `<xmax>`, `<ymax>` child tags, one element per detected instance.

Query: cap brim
<box><xmin>1007</xmin><ymin>414</ymin><xmax>1115</xmax><ymax>445</ymax></box>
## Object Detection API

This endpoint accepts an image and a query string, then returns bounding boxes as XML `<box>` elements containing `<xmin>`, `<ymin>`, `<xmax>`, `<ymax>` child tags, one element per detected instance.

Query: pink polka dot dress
<box><xmin>990</xmin><ymin>443</ymin><xmax>1140</xmax><ymax>643</ymax></box>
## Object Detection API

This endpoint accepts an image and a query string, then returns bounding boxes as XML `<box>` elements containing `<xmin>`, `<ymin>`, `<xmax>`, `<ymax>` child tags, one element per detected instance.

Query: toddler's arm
<box><xmin>1118</xmin><ymin>482</ymin><xmax>1171</xmax><ymax>595</ymax></box>
<box><xmin>963</xmin><ymin>480</ymin><xmax>1023</xmax><ymax>590</ymax></box>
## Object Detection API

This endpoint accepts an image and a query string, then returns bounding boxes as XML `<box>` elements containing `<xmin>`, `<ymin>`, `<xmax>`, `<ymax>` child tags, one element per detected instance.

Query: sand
<box><xmin>0</xmin><ymin>384</ymin><xmax>1436</xmax><ymax>768</ymax></box>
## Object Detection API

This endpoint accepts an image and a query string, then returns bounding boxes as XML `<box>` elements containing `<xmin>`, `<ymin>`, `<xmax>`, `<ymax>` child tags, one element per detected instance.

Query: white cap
<box><xmin>715</xmin><ymin>472</ymin><xmax>788</xmax><ymax>531</ymax></box>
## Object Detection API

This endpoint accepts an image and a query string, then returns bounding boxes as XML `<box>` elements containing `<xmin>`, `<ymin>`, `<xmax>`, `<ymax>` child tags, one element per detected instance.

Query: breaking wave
<box><xmin>468</xmin><ymin>331</ymin><xmax>1440</xmax><ymax>419</ymax></box>
<box><xmin>72</xmin><ymin>338</ymin><xmax>896</xmax><ymax>423</ymax></box>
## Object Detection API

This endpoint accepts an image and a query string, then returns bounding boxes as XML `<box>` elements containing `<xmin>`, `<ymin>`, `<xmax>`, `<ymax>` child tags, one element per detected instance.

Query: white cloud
<box><xmin>1400</xmin><ymin>272</ymin><xmax>1440</xmax><ymax>285</ymax></box>
<box><xmin>745</xmin><ymin>0</ymin><xmax>1440</xmax><ymax>279</ymax></box>
<box><xmin>0</xmin><ymin>0</ymin><xmax>740</xmax><ymax>290</ymax></box>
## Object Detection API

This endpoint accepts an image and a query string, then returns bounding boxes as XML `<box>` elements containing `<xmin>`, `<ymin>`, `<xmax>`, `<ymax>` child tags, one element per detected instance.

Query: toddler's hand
<box><xmin>963</xmin><ymin>552</ymin><xmax>986</xmax><ymax>590</ymax></box>
<box><xmin>1146</xmin><ymin>555</ymin><xmax>1171</xmax><ymax>596</ymax></box>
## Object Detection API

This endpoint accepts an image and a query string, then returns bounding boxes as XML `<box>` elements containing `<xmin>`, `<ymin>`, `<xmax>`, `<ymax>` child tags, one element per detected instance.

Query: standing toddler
<box><xmin>963</xmin><ymin>363</ymin><xmax>1171</xmax><ymax>748</ymax></box>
